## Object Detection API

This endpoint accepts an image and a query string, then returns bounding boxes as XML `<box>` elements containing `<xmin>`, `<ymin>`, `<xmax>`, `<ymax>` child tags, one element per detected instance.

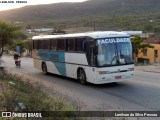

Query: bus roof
<box><xmin>32</xmin><ymin>31</ymin><xmax>129</xmax><ymax>40</ymax></box>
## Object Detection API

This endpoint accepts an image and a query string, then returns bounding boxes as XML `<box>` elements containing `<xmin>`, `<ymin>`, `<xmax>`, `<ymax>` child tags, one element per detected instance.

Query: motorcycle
<box><xmin>15</xmin><ymin>57</ymin><xmax>21</xmax><ymax>68</ymax></box>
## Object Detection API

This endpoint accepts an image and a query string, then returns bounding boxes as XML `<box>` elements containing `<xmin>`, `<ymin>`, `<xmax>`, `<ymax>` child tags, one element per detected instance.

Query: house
<box><xmin>138</xmin><ymin>35</ymin><xmax>160</xmax><ymax>63</ymax></box>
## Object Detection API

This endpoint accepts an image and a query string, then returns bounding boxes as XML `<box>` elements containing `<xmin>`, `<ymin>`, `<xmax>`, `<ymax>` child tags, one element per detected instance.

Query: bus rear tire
<box><xmin>42</xmin><ymin>63</ymin><xmax>48</xmax><ymax>75</ymax></box>
<box><xmin>78</xmin><ymin>69</ymin><xmax>87</xmax><ymax>85</ymax></box>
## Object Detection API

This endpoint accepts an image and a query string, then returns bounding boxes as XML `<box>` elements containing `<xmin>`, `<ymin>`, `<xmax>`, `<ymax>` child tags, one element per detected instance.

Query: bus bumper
<box><xmin>94</xmin><ymin>72</ymin><xmax>134</xmax><ymax>84</ymax></box>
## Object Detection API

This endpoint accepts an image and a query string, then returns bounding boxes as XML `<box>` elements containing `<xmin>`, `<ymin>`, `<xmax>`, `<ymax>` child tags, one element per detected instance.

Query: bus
<box><xmin>32</xmin><ymin>31</ymin><xmax>134</xmax><ymax>84</ymax></box>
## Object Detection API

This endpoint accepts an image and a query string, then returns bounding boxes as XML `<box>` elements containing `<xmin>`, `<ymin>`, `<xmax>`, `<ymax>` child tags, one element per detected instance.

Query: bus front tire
<box><xmin>78</xmin><ymin>69</ymin><xmax>87</xmax><ymax>85</ymax></box>
<box><xmin>42</xmin><ymin>63</ymin><xmax>48</xmax><ymax>75</ymax></box>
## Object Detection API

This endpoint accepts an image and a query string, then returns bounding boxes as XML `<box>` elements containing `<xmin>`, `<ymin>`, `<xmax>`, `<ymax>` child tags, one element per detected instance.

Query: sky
<box><xmin>0</xmin><ymin>0</ymin><xmax>87</xmax><ymax>11</ymax></box>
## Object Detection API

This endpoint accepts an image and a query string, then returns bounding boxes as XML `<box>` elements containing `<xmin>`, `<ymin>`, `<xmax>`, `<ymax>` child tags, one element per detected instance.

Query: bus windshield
<box><xmin>97</xmin><ymin>38</ymin><xmax>134</xmax><ymax>67</ymax></box>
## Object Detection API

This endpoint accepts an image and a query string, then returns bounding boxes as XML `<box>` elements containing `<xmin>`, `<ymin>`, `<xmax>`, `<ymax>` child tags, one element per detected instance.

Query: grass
<box><xmin>0</xmin><ymin>69</ymin><xmax>82</xmax><ymax>120</ymax></box>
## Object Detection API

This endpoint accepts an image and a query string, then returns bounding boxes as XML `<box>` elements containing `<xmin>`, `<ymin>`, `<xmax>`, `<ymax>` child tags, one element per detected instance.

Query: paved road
<box><xmin>2</xmin><ymin>56</ymin><xmax>160</xmax><ymax>113</ymax></box>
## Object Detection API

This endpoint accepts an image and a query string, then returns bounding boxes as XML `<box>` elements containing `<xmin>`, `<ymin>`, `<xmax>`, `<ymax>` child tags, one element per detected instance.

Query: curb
<box><xmin>135</xmin><ymin>69</ymin><xmax>160</xmax><ymax>73</ymax></box>
<box><xmin>142</xmin><ymin>70</ymin><xmax>160</xmax><ymax>73</ymax></box>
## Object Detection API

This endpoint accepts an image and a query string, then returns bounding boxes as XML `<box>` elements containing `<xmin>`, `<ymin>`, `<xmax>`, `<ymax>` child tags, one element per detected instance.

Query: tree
<box><xmin>0</xmin><ymin>21</ymin><xmax>26</xmax><ymax>57</ymax></box>
<box><xmin>131</xmin><ymin>36</ymin><xmax>154</xmax><ymax>63</ymax></box>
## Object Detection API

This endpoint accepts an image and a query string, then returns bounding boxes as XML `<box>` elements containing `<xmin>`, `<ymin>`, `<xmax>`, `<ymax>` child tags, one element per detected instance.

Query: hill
<box><xmin>0</xmin><ymin>0</ymin><xmax>160</xmax><ymax>32</ymax></box>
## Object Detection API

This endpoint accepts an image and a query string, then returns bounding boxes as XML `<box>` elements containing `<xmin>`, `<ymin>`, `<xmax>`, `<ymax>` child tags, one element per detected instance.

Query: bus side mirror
<box><xmin>132</xmin><ymin>44</ymin><xmax>135</xmax><ymax>52</ymax></box>
<box><xmin>132</xmin><ymin>43</ymin><xmax>135</xmax><ymax>59</ymax></box>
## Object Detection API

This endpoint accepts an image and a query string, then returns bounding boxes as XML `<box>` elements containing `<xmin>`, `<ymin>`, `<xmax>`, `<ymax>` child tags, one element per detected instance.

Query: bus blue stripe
<box><xmin>53</xmin><ymin>62</ymin><xmax>66</xmax><ymax>76</ymax></box>
<box><xmin>38</xmin><ymin>50</ymin><xmax>66</xmax><ymax>75</ymax></box>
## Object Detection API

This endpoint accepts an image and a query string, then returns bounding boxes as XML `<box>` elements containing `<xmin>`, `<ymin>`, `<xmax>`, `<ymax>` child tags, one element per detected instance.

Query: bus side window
<box><xmin>57</xmin><ymin>39</ymin><xmax>66</xmax><ymax>51</ymax></box>
<box><xmin>83</xmin><ymin>41</ymin><xmax>86</xmax><ymax>52</ymax></box>
<box><xmin>43</xmin><ymin>40</ymin><xmax>50</xmax><ymax>50</ymax></box>
<box><xmin>37</xmin><ymin>40</ymin><xmax>43</xmax><ymax>49</ymax></box>
<box><xmin>68</xmin><ymin>39</ymin><xmax>75</xmax><ymax>52</ymax></box>
<box><xmin>51</xmin><ymin>39</ymin><xmax>57</xmax><ymax>51</ymax></box>
<box><xmin>76</xmin><ymin>38</ymin><xmax>86</xmax><ymax>52</ymax></box>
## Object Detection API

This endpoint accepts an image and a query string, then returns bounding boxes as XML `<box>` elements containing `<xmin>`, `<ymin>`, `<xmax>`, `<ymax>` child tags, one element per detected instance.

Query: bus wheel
<box><xmin>42</xmin><ymin>63</ymin><xmax>48</xmax><ymax>75</ymax></box>
<box><xmin>78</xmin><ymin>69</ymin><xmax>87</xmax><ymax>85</ymax></box>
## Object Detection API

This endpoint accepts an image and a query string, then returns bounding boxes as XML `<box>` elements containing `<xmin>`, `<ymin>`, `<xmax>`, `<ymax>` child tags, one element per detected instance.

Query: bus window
<box><xmin>97</xmin><ymin>43</ymin><xmax>117</xmax><ymax>66</ymax></box>
<box><xmin>37</xmin><ymin>40</ymin><xmax>43</xmax><ymax>49</ymax></box>
<box><xmin>68</xmin><ymin>39</ymin><xmax>75</xmax><ymax>51</ymax></box>
<box><xmin>116</xmin><ymin>42</ymin><xmax>133</xmax><ymax>64</ymax></box>
<box><xmin>57</xmin><ymin>39</ymin><xmax>66</xmax><ymax>51</ymax></box>
<box><xmin>76</xmin><ymin>38</ymin><xmax>86</xmax><ymax>52</ymax></box>
<box><xmin>43</xmin><ymin>40</ymin><xmax>50</xmax><ymax>50</ymax></box>
<box><xmin>51</xmin><ymin>39</ymin><xmax>57</xmax><ymax>50</ymax></box>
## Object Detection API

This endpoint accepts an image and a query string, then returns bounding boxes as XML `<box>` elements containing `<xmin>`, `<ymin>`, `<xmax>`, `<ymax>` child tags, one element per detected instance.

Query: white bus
<box><xmin>32</xmin><ymin>31</ymin><xmax>134</xmax><ymax>84</ymax></box>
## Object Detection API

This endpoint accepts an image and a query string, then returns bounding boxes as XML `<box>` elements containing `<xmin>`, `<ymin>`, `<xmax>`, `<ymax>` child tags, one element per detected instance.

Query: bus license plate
<box><xmin>115</xmin><ymin>76</ymin><xmax>122</xmax><ymax>79</ymax></box>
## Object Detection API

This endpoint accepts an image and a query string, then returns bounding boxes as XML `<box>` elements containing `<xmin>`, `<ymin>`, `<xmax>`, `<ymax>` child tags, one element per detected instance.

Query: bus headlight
<box><xmin>128</xmin><ymin>68</ymin><xmax>134</xmax><ymax>71</ymax></box>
